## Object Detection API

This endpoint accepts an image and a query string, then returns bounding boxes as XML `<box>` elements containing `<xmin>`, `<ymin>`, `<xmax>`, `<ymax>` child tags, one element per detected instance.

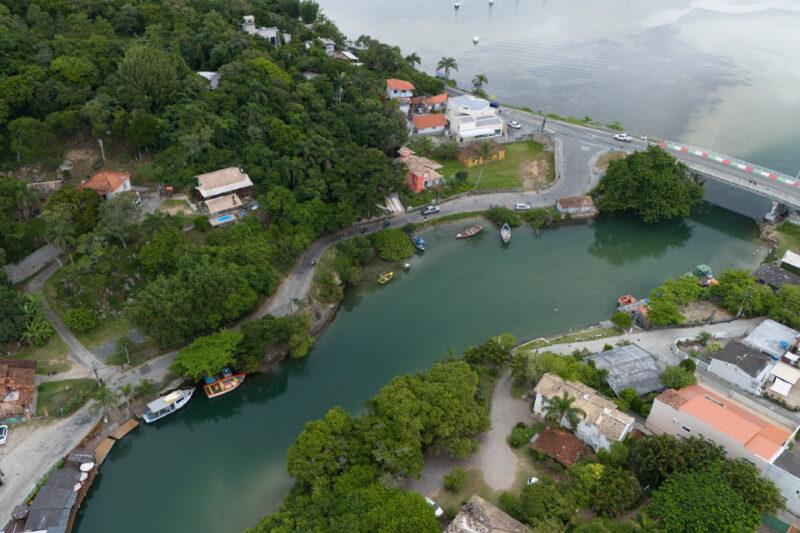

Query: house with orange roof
<box><xmin>80</xmin><ymin>170</ymin><xmax>132</xmax><ymax>199</ymax></box>
<box><xmin>386</xmin><ymin>79</ymin><xmax>415</xmax><ymax>114</ymax></box>
<box><xmin>410</xmin><ymin>93</ymin><xmax>449</xmax><ymax>114</ymax></box>
<box><xmin>647</xmin><ymin>382</ymin><xmax>800</xmax><ymax>514</ymax></box>
<box><xmin>396</xmin><ymin>148</ymin><xmax>443</xmax><ymax>193</ymax></box>
<box><xmin>411</xmin><ymin>114</ymin><xmax>446</xmax><ymax>136</ymax></box>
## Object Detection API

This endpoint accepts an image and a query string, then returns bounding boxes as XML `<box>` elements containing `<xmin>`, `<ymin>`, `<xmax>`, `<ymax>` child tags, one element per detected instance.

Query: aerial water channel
<box><xmin>75</xmin><ymin>1</ymin><xmax>800</xmax><ymax>530</ymax></box>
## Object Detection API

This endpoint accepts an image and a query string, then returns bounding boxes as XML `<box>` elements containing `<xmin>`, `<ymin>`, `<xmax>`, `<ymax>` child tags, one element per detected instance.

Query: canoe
<box><xmin>377</xmin><ymin>271</ymin><xmax>394</xmax><ymax>285</ymax></box>
<box><xmin>456</xmin><ymin>225</ymin><xmax>484</xmax><ymax>239</ymax></box>
<box><xmin>411</xmin><ymin>235</ymin><xmax>426</xmax><ymax>252</ymax></box>
<box><xmin>500</xmin><ymin>223</ymin><xmax>511</xmax><ymax>244</ymax></box>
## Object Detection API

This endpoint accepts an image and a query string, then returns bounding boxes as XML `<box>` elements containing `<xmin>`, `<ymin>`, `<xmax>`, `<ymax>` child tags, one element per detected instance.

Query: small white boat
<box><xmin>500</xmin><ymin>223</ymin><xmax>511</xmax><ymax>244</ymax></box>
<box><xmin>454</xmin><ymin>1</ymin><xmax>460</xmax><ymax>8</ymax></box>
<box><xmin>489</xmin><ymin>0</ymin><xmax>495</xmax><ymax>4</ymax></box>
<box><xmin>473</xmin><ymin>36</ymin><xmax>479</xmax><ymax>44</ymax></box>
<box><xmin>142</xmin><ymin>388</ymin><xmax>194</xmax><ymax>423</ymax></box>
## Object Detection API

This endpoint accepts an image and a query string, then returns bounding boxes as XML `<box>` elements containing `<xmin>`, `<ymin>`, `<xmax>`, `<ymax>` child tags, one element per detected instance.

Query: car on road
<box><xmin>422</xmin><ymin>205</ymin><xmax>441</xmax><ymax>216</ymax></box>
<box><xmin>527</xmin><ymin>476</ymin><xmax>539</xmax><ymax>485</ymax></box>
<box><xmin>613</xmin><ymin>133</ymin><xmax>633</xmax><ymax>142</ymax></box>
<box><xmin>514</xmin><ymin>202</ymin><xmax>531</xmax><ymax>211</ymax></box>
<box><xmin>0</xmin><ymin>425</ymin><xmax>7</xmax><ymax>445</ymax></box>
<box><xmin>508</xmin><ymin>120</ymin><xmax>522</xmax><ymax>129</ymax></box>
<box><xmin>425</xmin><ymin>497</ymin><xmax>444</xmax><ymax>517</ymax></box>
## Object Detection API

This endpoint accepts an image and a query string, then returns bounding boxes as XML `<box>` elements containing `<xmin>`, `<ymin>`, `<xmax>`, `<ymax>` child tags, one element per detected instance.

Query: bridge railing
<box><xmin>661</xmin><ymin>140</ymin><xmax>799</xmax><ymax>188</ymax></box>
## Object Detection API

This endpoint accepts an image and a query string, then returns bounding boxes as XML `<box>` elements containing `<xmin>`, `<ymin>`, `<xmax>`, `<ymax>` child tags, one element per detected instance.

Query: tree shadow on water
<box><xmin>587</xmin><ymin>213</ymin><xmax>693</xmax><ymax>267</ymax></box>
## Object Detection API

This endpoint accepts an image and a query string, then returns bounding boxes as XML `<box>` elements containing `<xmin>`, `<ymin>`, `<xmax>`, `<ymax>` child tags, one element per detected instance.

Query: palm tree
<box><xmin>43</xmin><ymin>203</ymin><xmax>76</xmax><ymax>263</ymax></box>
<box><xmin>472</xmin><ymin>73</ymin><xmax>488</xmax><ymax>90</ymax></box>
<box><xmin>472</xmin><ymin>141</ymin><xmax>496</xmax><ymax>190</ymax></box>
<box><xmin>437</xmin><ymin>56</ymin><xmax>459</xmax><ymax>79</ymax></box>
<box><xmin>543</xmin><ymin>392</ymin><xmax>586</xmax><ymax>430</ymax></box>
<box><xmin>405</xmin><ymin>52</ymin><xmax>421</xmax><ymax>67</ymax></box>
<box><xmin>120</xmin><ymin>384</ymin><xmax>134</xmax><ymax>416</ymax></box>
<box><xmin>94</xmin><ymin>384</ymin><xmax>120</xmax><ymax>423</ymax></box>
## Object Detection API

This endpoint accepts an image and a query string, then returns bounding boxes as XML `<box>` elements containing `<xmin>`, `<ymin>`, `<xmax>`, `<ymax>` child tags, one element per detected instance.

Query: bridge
<box><xmin>661</xmin><ymin>141</ymin><xmax>800</xmax><ymax>211</ymax></box>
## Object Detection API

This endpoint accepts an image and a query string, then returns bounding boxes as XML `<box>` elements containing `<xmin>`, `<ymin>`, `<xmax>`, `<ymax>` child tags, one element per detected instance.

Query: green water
<box><xmin>75</xmin><ymin>204</ymin><xmax>763</xmax><ymax>533</ymax></box>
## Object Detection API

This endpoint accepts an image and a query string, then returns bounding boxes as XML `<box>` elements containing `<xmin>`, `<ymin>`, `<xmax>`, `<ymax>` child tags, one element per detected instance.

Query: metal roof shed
<box><xmin>743</xmin><ymin>319</ymin><xmax>799</xmax><ymax>358</ymax></box>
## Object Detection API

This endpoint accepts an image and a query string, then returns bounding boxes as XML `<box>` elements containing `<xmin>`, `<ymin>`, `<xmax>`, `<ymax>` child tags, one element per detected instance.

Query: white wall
<box><xmin>707</xmin><ymin>359</ymin><xmax>769</xmax><ymax>395</ymax></box>
<box><xmin>761</xmin><ymin>462</ymin><xmax>800</xmax><ymax>516</ymax></box>
<box><xmin>415</xmin><ymin>125</ymin><xmax>445</xmax><ymax>136</ymax></box>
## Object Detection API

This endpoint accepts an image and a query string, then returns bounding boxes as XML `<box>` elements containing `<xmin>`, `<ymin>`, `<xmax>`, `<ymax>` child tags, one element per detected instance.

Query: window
<box><xmin>682</xmin><ymin>426</ymin><xmax>691</xmax><ymax>433</ymax></box>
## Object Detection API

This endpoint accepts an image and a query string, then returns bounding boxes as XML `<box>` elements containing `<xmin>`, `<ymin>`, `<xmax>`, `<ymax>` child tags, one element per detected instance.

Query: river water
<box><xmin>320</xmin><ymin>0</ymin><xmax>800</xmax><ymax>175</ymax></box>
<box><xmin>75</xmin><ymin>206</ymin><xmax>764</xmax><ymax>532</ymax></box>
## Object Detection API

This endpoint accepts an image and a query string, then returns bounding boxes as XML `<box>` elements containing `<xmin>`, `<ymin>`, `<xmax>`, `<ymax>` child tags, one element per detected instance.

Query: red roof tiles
<box><xmin>530</xmin><ymin>427</ymin><xmax>588</xmax><ymax>466</ymax></box>
<box><xmin>387</xmin><ymin>78</ymin><xmax>415</xmax><ymax>91</ymax></box>
<box><xmin>81</xmin><ymin>171</ymin><xmax>130</xmax><ymax>195</ymax></box>
<box><xmin>412</xmin><ymin>114</ymin><xmax>446</xmax><ymax>130</ymax></box>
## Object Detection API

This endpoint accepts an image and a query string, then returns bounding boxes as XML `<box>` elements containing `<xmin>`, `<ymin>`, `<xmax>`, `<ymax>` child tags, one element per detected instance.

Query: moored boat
<box><xmin>456</xmin><ymin>225</ymin><xmax>484</xmax><ymax>239</ymax></box>
<box><xmin>500</xmin><ymin>223</ymin><xmax>511</xmax><ymax>244</ymax></box>
<box><xmin>203</xmin><ymin>368</ymin><xmax>246</xmax><ymax>399</ymax></box>
<box><xmin>142</xmin><ymin>388</ymin><xmax>194</xmax><ymax>423</ymax></box>
<box><xmin>411</xmin><ymin>235</ymin><xmax>426</xmax><ymax>252</ymax></box>
<box><xmin>377</xmin><ymin>271</ymin><xmax>394</xmax><ymax>285</ymax></box>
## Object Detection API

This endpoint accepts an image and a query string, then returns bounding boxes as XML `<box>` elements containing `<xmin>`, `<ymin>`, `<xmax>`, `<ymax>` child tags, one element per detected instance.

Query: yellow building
<box><xmin>457</xmin><ymin>141</ymin><xmax>506</xmax><ymax>168</ymax></box>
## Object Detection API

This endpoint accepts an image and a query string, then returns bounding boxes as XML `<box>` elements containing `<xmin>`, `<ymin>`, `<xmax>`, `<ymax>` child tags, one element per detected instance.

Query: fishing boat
<box><xmin>142</xmin><ymin>388</ymin><xmax>194</xmax><ymax>423</ymax></box>
<box><xmin>377</xmin><ymin>271</ymin><xmax>394</xmax><ymax>285</ymax></box>
<box><xmin>203</xmin><ymin>368</ymin><xmax>246</xmax><ymax>399</ymax></box>
<box><xmin>500</xmin><ymin>223</ymin><xmax>511</xmax><ymax>244</ymax></box>
<box><xmin>411</xmin><ymin>235</ymin><xmax>426</xmax><ymax>252</ymax></box>
<box><xmin>456</xmin><ymin>225</ymin><xmax>483</xmax><ymax>239</ymax></box>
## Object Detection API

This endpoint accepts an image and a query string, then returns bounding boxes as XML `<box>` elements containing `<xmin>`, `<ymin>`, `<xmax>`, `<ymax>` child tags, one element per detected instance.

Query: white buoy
<box><xmin>473</xmin><ymin>36</ymin><xmax>480</xmax><ymax>44</ymax></box>
<box><xmin>454</xmin><ymin>1</ymin><xmax>460</xmax><ymax>8</ymax></box>
<box><xmin>489</xmin><ymin>0</ymin><xmax>495</xmax><ymax>5</ymax></box>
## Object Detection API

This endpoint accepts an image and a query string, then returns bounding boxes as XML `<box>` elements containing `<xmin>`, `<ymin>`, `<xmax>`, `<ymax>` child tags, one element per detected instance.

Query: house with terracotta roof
<box><xmin>533</xmin><ymin>373</ymin><xmax>635</xmax><ymax>451</ymax></box>
<box><xmin>646</xmin><ymin>382</ymin><xmax>800</xmax><ymax>514</ymax></box>
<box><xmin>410</xmin><ymin>93</ymin><xmax>449</xmax><ymax>113</ymax></box>
<box><xmin>444</xmin><ymin>495</ymin><xmax>526</xmax><ymax>533</ymax></box>
<box><xmin>0</xmin><ymin>359</ymin><xmax>36</xmax><ymax>418</ymax></box>
<box><xmin>396</xmin><ymin>147</ymin><xmax>444</xmax><ymax>193</ymax></box>
<box><xmin>530</xmin><ymin>426</ymin><xmax>592</xmax><ymax>466</ymax></box>
<box><xmin>80</xmin><ymin>170</ymin><xmax>132</xmax><ymax>199</ymax></box>
<box><xmin>386</xmin><ymin>78</ymin><xmax>415</xmax><ymax>99</ymax></box>
<box><xmin>411</xmin><ymin>114</ymin><xmax>446</xmax><ymax>136</ymax></box>
<box><xmin>194</xmin><ymin>167</ymin><xmax>254</xmax><ymax>217</ymax></box>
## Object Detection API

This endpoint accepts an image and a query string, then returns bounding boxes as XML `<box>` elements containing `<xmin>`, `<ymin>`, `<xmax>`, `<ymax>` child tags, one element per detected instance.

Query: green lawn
<box><xmin>36</xmin><ymin>378</ymin><xmax>98</xmax><ymax>418</ymax></box>
<box><xmin>517</xmin><ymin>326</ymin><xmax>620</xmax><ymax>351</ymax></box>
<box><xmin>439</xmin><ymin>141</ymin><xmax>552</xmax><ymax>191</ymax></box>
<box><xmin>771</xmin><ymin>221</ymin><xmax>800</xmax><ymax>259</ymax></box>
<box><xmin>12</xmin><ymin>335</ymin><xmax>71</xmax><ymax>374</ymax></box>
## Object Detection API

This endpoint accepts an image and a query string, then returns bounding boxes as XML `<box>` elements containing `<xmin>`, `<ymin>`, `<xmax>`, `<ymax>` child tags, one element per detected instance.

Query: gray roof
<box><xmin>753</xmin><ymin>263</ymin><xmax>800</xmax><ymax>290</ymax></box>
<box><xmin>775</xmin><ymin>447</ymin><xmax>800</xmax><ymax>478</ymax></box>
<box><xmin>710</xmin><ymin>340</ymin><xmax>772</xmax><ymax>377</ymax></box>
<box><xmin>589</xmin><ymin>344</ymin><xmax>665</xmax><ymax>396</ymax></box>
<box><xmin>25</xmin><ymin>467</ymin><xmax>81</xmax><ymax>531</ymax></box>
<box><xmin>448</xmin><ymin>95</ymin><xmax>490</xmax><ymax>113</ymax></box>
<box><xmin>743</xmin><ymin>319</ymin><xmax>799</xmax><ymax>358</ymax></box>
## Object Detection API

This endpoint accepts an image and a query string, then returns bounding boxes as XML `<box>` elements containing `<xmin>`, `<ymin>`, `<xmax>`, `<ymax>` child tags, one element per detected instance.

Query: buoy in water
<box><xmin>489</xmin><ymin>0</ymin><xmax>495</xmax><ymax>5</ymax></box>
<box><xmin>454</xmin><ymin>1</ymin><xmax>460</xmax><ymax>8</ymax></box>
<box><xmin>473</xmin><ymin>36</ymin><xmax>480</xmax><ymax>44</ymax></box>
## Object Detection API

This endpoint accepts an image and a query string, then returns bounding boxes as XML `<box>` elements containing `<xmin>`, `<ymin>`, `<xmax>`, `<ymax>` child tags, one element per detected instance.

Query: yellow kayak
<box><xmin>377</xmin><ymin>272</ymin><xmax>394</xmax><ymax>285</ymax></box>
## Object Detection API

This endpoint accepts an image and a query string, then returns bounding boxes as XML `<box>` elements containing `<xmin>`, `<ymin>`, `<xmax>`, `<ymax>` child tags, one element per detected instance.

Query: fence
<box><xmin>2</xmin><ymin>243</ymin><xmax>62</xmax><ymax>284</ymax></box>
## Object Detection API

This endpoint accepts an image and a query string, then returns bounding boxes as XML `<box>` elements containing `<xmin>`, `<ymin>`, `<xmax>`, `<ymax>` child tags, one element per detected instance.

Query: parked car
<box><xmin>0</xmin><ymin>425</ymin><xmax>8</xmax><ymax>445</ymax></box>
<box><xmin>613</xmin><ymin>133</ymin><xmax>633</xmax><ymax>142</ymax></box>
<box><xmin>514</xmin><ymin>202</ymin><xmax>531</xmax><ymax>211</ymax></box>
<box><xmin>527</xmin><ymin>476</ymin><xmax>539</xmax><ymax>485</ymax></box>
<box><xmin>508</xmin><ymin>120</ymin><xmax>522</xmax><ymax>129</ymax></box>
<box><xmin>422</xmin><ymin>205</ymin><xmax>441</xmax><ymax>216</ymax></box>
<box><xmin>425</xmin><ymin>497</ymin><xmax>444</xmax><ymax>517</ymax></box>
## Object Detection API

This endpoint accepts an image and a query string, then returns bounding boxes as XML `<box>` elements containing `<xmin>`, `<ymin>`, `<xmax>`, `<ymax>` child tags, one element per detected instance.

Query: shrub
<box><xmin>443</xmin><ymin>467</ymin><xmax>467</xmax><ymax>492</ymax></box>
<box><xmin>407</xmin><ymin>136</ymin><xmax>434</xmax><ymax>157</ymax></box>
<box><xmin>678</xmin><ymin>358</ymin><xmax>696</xmax><ymax>372</ymax></box>
<box><xmin>433</xmin><ymin>140</ymin><xmax>460</xmax><ymax>160</ymax></box>
<box><xmin>589</xmin><ymin>467</ymin><xmax>641</xmax><ymax>517</ymax></box>
<box><xmin>524</xmin><ymin>208</ymin><xmax>550</xmax><ymax>230</ymax></box>
<box><xmin>485</xmin><ymin>206</ymin><xmax>522</xmax><ymax>227</ymax></box>
<box><xmin>660</xmin><ymin>365</ymin><xmax>696</xmax><ymax>389</ymax></box>
<box><xmin>455</xmin><ymin>170</ymin><xmax>469</xmax><ymax>181</ymax></box>
<box><xmin>610</xmin><ymin>311</ymin><xmax>632</xmax><ymax>331</ymax></box>
<box><xmin>507</xmin><ymin>422</ymin><xmax>537</xmax><ymax>448</ymax></box>
<box><xmin>369</xmin><ymin>228</ymin><xmax>414</xmax><ymax>261</ymax></box>
<box><xmin>194</xmin><ymin>215</ymin><xmax>210</xmax><ymax>232</ymax></box>
<box><xmin>65</xmin><ymin>307</ymin><xmax>98</xmax><ymax>333</ymax></box>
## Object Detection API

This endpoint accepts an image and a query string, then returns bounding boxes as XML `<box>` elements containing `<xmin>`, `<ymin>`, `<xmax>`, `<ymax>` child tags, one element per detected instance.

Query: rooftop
<box><xmin>80</xmin><ymin>170</ymin><xmax>130</xmax><ymax>195</ymax></box>
<box><xmin>589</xmin><ymin>344</ymin><xmax>665</xmax><ymax>396</ymax></box>
<box><xmin>743</xmin><ymin>319</ymin><xmax>799</xmax><ymax>358</ymax></box>
<box><xmin>775</xmin><ymin>446</ymin><xmax>800</xmax><ymax>478</ymax></box>
<box><xmin>25</xmin><ymin>466</ymin><xmax>82</xmax><ymax>531</ymax></box>
<box><xmin>710</xmin><ymin>340</ymin><xmax>773</xmax><ymax>377</ymax></box>
<box><xmin>444</xmin><ymin>495</ymin><xmax>526</xmax><ymax>533</ymax></box>
<box><xmin>654</xmin><ymin>384</ymin><xmax>793</xmax><ymax>461</ymax></box>
<box><xmin>753</xmin><ymin>263</ymin><xmax>800</xmax><ymax>290</ymax></box>
<box><xmin>204</xmin><ymin>193</ymin><xmax>243</xmax><ymax>215</ymax></box>
<box><xmin>557</xmin><ymin>196</ymin><xmax>595</xmax><ymax>209</ymax></box>
<box><xmin>781</xmin><ymin>250</ymin><xmax>800</xmax><ymax>270</ymax></box>
<box><xmin>448</xmin><ymin>95</ymin><xmax>491</xmax><ymax>113</ymax></box>
<box><xmin>534</xmin><ymin>373</ymin><xmax>635</xmax><ymax>442</ymax></box>
<box><xmin>0</xmin><ymin>359</ymin><xmax>36</xmax><ymax>408</ymax></box>
<box><xmin>386</xmin><ymin>78</ymin><xmax>415</xmax><ymax>91</ymax></box>
<box><xmin>195</xmin><ymin>167</ymin><xmax>253</xmax><ymax>198</ymax></box>
<box><xmin>412</xmin><ymin>114</ymin><xmax>447</xmax><ymax>129</ymax></box>
<box><xmin>530</xmin><ymin>427</ymin><xmax>589</xmax><ymax>466</ymax></box>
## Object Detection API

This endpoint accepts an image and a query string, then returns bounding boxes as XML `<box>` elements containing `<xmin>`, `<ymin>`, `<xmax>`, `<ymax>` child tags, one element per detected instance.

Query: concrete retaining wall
<box><xmin>3</xmin><ymin>243</ymin><xmax>61</xmax><ymax>284</ymax></box>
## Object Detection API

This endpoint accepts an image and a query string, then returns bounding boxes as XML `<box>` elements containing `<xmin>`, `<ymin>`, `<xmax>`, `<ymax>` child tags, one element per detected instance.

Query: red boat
<box><xmin>203</xmin><ymin>368</ymin><xmax>246</xmax><ymax>399</ymax></box>
<box><xmin>456</xmin><ymin>225</ymin><xmax>484</xmax><ymax>239</ymax></box>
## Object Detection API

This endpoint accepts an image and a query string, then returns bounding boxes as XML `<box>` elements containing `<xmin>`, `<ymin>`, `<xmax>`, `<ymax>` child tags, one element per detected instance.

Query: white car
<box><xmin>0</xmin><ymin>425</ymin><xmax>7</xmax><ymax>445</ymax></box>
<box><xmin>514</xmin><ymin>202</ymin><xmax>531</xmax><ymax>211</ymax></box>
<box><xmin>508</xmin><ymin>120</ymin><xmax>522</xmax><ymax>129</ymax></box>
<box><xmin>613</xmin><ymin>133</ymin><xmax>633</xmax><ymax>142</ymax></box>
<box><xmin>422</xmin><ymin>205</ymin><xmax>441</xmax><ymax>216</ymax></box>
<box><xmin>527</xmin><ymin>476</ymin><xmax>539</xmax><ymax>485</ymax></box>
<box><xmin>425</xmin><ymin>496</ymin><xmax>444</xmax><ymax>517</ymax></box>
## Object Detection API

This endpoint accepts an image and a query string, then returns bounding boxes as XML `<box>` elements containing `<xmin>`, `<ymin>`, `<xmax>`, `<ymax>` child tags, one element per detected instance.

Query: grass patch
<box><xmin>518</xmin><ymin>326</ymin><xmax>619</xmax><ymax>351</ymax></box>
<box><xmin>12</xmin><ymin>335</ymin><xmax>71</xmax><ymax>374</ymax></box>
<box><xmin>595</xmin><ymin>151</ymin><xmax>627</xmax><ymax>173</ymax></box>
<box><xmin>438</xmin><ymin>141</ymin><xmax>549</xmax><ymax>191</ymax></box>
<box><xmin>36</xmin><ymin>378</ymin><xmax>98</xmax><ymax>418</ymax></box>
<box><xmin>771</xmin><ymin>221</ymin><xmax>800</xmax><ymax>259</ymax></box>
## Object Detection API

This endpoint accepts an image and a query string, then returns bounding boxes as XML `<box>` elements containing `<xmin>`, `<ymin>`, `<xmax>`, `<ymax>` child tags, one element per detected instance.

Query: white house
<box><xmin>556</xmin><ymin>196</ymin><xmax>598</xmax><ymax>216</ymax></box>
<box><xmin>411</xmin><ymin>114</ymin><xmax>446</xmax><ymax>136</ymax></box>
<box><xmin>645</xmin><ymin>383</ymin><xmax>800</xmax><ymax>515</ymax></box>
<box><xmin>533</xmin><ymin>373</ymin><xmax>634</xmax><ymax>451</ymax></box>
<box><xmin>743</xmin><ymin>319</ymin><xmax>799</xmax><ymax>359</ymax></box>
<box><xmin>707</xmin><ymin>340</ymin><xmax>774</xmax><ymax>395</ymax></box>
<box><xmin>242</xmin><ymin>16</ymin><xmax>285</xmax><ymax>46</ymax></box>
<box><xmin>766</xmin><ymin>362</ymin><xmax>800</xmax><ymax>408</ymax></box>
<box><xmin>445</xmin><ymin>95</ymin><xmax>504</xmax><ymax>144</ymax></box>
<box><xmin>79</xmin><ymin>171</ymin><xmax>132</xmax><ymax>199</ymax></box>
<box><xmin>319</xmin><ymin>37</ymin><xmax>336</xmax><ymax>56</ymax></box>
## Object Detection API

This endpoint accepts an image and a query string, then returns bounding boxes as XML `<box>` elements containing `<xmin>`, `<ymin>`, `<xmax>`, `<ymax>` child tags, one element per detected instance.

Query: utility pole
<box><xmin>97</xmin><ymin>138</ymin><xmax>106</xmax><ymax>161</ymax></box>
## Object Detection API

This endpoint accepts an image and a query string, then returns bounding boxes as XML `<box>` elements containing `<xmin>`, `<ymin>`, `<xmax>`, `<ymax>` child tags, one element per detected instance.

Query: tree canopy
<box><xmin>171</xmin><ymin>329</ymin><xmax>243</xmax><ymax>381</ymax></box>
<box><xmin>595</xmin><ymin>146</ymin><xmax>703</xmax><ymax>223</ymax></box>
